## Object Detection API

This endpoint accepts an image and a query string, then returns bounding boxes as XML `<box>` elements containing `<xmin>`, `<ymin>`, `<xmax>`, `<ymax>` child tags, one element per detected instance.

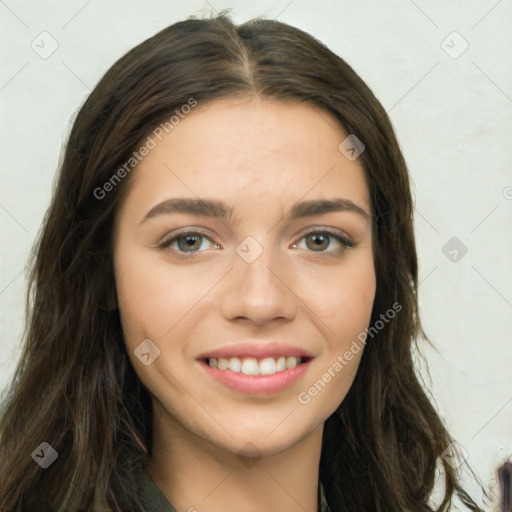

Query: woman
<box><xmin>0</xmin><ymin>12</ymin><xmax>485</xmax><ymax>512</ymax></box>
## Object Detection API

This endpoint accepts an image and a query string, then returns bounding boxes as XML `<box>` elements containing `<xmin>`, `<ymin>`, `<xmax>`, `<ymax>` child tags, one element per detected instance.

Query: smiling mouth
<box><xmin>202</xmin><ymin>355</ymin><xmax>312</xmax><ymax>376</ymax></box>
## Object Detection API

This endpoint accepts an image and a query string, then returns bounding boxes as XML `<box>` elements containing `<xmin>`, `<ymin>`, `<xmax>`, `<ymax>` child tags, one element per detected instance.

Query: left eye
<box><xmin>293</xmin><ymin>231</ymin><xmax>353</xmax><ymax>253</ymax></box>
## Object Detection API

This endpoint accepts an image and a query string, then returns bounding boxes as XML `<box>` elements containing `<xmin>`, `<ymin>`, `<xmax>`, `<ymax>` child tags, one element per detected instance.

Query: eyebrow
<box><xmin>140</xmin><ymin>197</ymin><xmax>371</xmax><ymax>224</ymax></box>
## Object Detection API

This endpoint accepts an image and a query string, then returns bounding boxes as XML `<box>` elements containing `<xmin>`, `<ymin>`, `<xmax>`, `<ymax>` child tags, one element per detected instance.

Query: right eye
<box><xmin>157</xmin><ymin>229</ymin><xmax>222</xmax><ymax>258</ymax></box>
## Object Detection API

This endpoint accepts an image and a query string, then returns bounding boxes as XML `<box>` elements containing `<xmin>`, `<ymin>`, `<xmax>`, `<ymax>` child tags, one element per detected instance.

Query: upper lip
<box><xmin>197</xmin><ymin>341</ymin><xmax>314</xmax><ymax>361</ymax></box>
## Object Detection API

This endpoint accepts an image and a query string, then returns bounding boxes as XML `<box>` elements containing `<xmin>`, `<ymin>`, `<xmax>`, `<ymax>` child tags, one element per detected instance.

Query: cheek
<box><xmin>296</xmin><ymin>253</ymin><xmax>376</xmax><ymax>337</ymax></box>
<box><xmin>114</xmin><ymin>246</ymin><xmax>177</xmax><ymax>344</ymax></box>
<box><xmin>325</xmin><ymin>274</ymin><xmax>374</xmax><ymax>321</ymax></box>
<box><xmin>114</xmin><ymin>244</ymin><xmax>225</xmax><ymax>350</ymax></box>
<box><xmin>333</xmin><ymin>270</ymin><xmax>376</xmax><ymax>336</ymax></box>
<box><xmin>294</xmin><ymin>253</ymin><xmax>375</xmax><ymax>408</ymax></box>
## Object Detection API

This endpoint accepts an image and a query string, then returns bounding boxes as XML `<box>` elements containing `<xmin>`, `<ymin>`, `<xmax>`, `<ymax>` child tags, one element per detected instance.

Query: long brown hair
<box><xmin>0</xmin><ymin>12</ymin><xmax>485</xmax><ymax>511</ymax></box>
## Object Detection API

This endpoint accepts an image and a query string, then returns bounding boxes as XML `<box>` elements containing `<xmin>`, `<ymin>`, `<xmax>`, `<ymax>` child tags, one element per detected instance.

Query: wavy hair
<box><xmin>0</xmin><ymin>12</ymin><xmax>484</xmax><ymax>511</ymax></box>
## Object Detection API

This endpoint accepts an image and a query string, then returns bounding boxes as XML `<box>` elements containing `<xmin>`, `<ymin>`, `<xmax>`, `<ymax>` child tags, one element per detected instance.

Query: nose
<box><xmin>219</xmin><ymin>242</ymin><xmax>298</xmax><ymax>326</ymax></box>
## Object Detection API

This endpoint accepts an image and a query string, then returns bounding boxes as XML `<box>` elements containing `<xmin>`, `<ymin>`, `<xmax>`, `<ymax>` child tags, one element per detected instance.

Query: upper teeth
<box><xmin>208</xmin><ymin>356</ymin><xmax>302</xmax><ymax>375</ymax></box>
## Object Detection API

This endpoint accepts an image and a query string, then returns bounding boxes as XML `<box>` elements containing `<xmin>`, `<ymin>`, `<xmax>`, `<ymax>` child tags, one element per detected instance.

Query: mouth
<box><xmin>197</xmin><ymin>355</ymin><xmax>314</xmax><ymax>395</ymax></box>
<box><xmin>201</xmin><ymin>355</ymin><xmax>313</xmax><ymax>375</ymax></box>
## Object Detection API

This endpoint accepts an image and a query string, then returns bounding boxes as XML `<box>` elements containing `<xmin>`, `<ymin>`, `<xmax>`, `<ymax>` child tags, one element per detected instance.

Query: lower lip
<box><xmin>198</xmin><ymin>359</ymin><xmax>312</xmax><ymax>395</ymax></box>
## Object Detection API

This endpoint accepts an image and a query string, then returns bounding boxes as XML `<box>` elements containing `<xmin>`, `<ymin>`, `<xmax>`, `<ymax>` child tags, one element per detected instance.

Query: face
<box><xmin>113</xmin><ymin>97</ymin><xmax>376</xmax><ymax>458</ymax></box>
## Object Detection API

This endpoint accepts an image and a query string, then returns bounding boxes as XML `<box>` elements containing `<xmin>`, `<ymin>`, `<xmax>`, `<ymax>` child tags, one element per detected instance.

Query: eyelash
<box><xmin>157</xmin><ymin>227</ymin><xmax>354</xmax><ymax>260</ymax></box>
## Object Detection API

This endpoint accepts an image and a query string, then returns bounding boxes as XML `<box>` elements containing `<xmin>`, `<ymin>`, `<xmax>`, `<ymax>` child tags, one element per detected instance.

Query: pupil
<box><xmin>308</xmin><ymin>234</ymin><xmax>328</xmax><ymax>251</ymax></box>
<box><xmin>179</xmin><ymin>235</ymin><xmax>201</xmax><ymax>251</ymax></box>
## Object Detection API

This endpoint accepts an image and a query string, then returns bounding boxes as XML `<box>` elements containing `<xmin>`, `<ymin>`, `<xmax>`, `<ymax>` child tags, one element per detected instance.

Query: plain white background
<box><xmin>1</xmin><ymin>0</ymin><xmax>511</xmax><ymax>509</ymax></box>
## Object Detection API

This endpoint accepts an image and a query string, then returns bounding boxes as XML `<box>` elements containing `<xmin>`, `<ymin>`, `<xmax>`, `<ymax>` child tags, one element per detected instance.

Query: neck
<box><xmin>145</xmin><ymin>399</ymin><xmax>324</xmax><ymax>512</ymax></box>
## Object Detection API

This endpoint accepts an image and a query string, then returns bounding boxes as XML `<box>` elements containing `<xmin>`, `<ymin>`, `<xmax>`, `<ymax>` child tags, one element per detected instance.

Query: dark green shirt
<box><xmin>139</xmin><ymin>470</ymin><xmax>330</xmax><ymax>512</ymax></box>
<box><xmin>139</xmin><ymin>470</ymin><xmax>177</xmax><ymax>512</ymax></box>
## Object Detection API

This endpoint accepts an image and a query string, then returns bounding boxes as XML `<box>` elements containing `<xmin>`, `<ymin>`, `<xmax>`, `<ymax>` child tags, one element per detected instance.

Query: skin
<box><xmin>113</xmin><ymin>97</ymin><xmax>376</xmax><ymax>512</ymax></box>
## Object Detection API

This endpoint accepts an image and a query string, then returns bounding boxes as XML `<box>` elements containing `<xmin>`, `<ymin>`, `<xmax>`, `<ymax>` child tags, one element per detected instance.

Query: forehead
<box><xmin>119</xmin><ymin>97</ymin><xmax>370</xmax><ymax>221</ymax></box>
